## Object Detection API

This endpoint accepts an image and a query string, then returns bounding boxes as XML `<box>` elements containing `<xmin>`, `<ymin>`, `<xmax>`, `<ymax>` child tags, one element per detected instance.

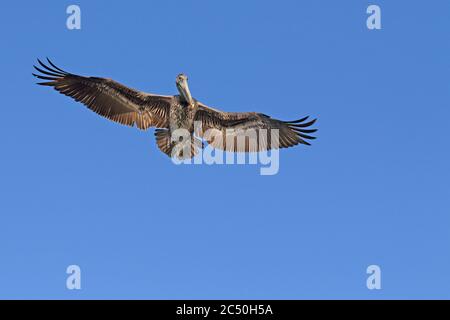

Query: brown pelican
<box><xmin>33</xmin><ymin>58</ymin><xmax>317</xmax><ymax>159</ymax></box>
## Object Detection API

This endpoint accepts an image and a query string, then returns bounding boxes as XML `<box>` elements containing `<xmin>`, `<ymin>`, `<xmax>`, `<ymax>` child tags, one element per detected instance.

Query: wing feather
<box><xmin>33</xmin><ymin>58</ymin><xmax>172</xmax><ymax>129</ymax></box>
<box><xmin>195</xmin><ymin>104</ymin><xmax>317</xmax><ymax>152</ymax></box>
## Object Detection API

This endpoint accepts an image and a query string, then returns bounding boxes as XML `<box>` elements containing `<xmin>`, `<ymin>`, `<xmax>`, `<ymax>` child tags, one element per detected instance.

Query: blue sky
<box><xmin>0</xmin><ymin>0</ymin><xmax>449</xmax><ymax>299</ymax></box>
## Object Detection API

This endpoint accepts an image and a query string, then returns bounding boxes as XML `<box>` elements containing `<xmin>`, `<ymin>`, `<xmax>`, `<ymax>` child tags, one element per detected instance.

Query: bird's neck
<box><xmin>180</xmin><ymin>95</ymin><xmax>193</xmax><ymax>106</ymax></box>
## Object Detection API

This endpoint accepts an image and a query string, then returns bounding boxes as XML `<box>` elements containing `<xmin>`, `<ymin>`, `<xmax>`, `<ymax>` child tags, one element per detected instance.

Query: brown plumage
<box><xmin>33</xmin><ymin>58</ymin><xmax>317</xmax><ymax>158</ymax></box>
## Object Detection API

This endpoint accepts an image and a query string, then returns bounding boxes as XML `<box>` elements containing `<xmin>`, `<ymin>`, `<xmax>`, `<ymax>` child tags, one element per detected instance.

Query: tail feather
<box><xmin>154</xmin><ymin>129</ymin><xmax>202</xmax><ymax>159</ymax></box>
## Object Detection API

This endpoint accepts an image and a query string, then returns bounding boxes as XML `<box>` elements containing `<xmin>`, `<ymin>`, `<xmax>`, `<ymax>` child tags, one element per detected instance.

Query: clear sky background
<box><xmin>0</xmin><ymin>0</ymin><xmax>449</xmax><ymax>299</ymax></box>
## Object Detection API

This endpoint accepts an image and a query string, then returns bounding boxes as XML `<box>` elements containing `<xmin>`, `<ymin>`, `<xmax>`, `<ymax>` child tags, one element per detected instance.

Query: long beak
<box><xmin>177</xmin><ymin>80</ymin><xmax>193</xmax><ymax>105</ymax></box>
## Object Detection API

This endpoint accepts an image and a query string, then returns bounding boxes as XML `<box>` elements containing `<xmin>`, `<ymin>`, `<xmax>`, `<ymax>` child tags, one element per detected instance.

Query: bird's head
<box><xmin>176</xmin><ymin>73</ymin><xmax>193</xmax><ymax>105</ymax></box>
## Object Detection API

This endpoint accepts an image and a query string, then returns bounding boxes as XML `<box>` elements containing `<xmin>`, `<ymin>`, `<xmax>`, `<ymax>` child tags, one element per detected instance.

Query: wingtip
<box><xmin>285</xmin><ymin>116</ymin><xmax>309</xmax><ymax>124</ymax></box>
<box><xmin>290</xmin><ymin>118</ymin><xmax>317</xmax><ymax>128</ymax></box>
<box><xmin>45</xmin><ymin>57</ymin><xmax>70</xmax><ymax>75</ymax></box>
<box><xmin>300</xmin><ymin>140</ymin><xmax>312</xmax><ymax>146</ymax></box>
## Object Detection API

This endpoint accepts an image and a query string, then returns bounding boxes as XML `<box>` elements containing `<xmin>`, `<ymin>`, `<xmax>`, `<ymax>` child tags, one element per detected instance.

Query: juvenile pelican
<box><xmin>33</xmin><ymin>58</ymin><xmax>317</xmax><ymax>159</ymax></box>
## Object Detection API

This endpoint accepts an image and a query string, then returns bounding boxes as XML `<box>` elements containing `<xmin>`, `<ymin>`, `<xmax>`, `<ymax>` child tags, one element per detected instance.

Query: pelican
<box><xmin>33</xmin><ymin>59</ymin><xmax>317</xmax><ymax>159</ymax></box>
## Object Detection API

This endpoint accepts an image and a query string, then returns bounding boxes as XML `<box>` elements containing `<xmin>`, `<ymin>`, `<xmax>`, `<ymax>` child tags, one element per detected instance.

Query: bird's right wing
<box><xmin>33</xmin><ymin>58</ymin><xmax>172</xmax><ymax>129</ymax></box>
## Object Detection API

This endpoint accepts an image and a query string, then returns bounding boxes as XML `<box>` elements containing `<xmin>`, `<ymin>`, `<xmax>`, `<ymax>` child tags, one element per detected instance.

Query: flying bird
<box><xmin>33</xmin><ymin>58</ymin><xmax>317</xmax><ymax>159</ymax></box>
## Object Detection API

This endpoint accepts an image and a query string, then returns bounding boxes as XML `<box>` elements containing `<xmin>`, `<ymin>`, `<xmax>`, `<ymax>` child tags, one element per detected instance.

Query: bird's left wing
<box><xmin>194</xmin><ymin>103</ymin><xmax>317</xmax><ymax>152</ymax></box>
<box><xmin>33</xmin><ymin>58</ymin><xmax>171</xmax><ymax>129</ymax></box>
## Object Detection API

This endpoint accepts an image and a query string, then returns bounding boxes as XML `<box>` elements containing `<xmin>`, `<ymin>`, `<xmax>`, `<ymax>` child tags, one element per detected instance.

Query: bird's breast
<box><xmin>169</xmin><ymin>104</ymin><xmax>194</xmax><ymax>131</ymax></box>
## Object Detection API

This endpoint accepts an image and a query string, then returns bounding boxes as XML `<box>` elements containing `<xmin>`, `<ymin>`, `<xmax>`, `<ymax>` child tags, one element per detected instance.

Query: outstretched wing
<box><xmin>195</xmin><ymin>103</ymin><xmax>317</xmax><ymax>152</ymax></box>
<box><xmin>33</xmin><ymin>58</ymin><xmax>172</xmax><ymax>129</ymax></box>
